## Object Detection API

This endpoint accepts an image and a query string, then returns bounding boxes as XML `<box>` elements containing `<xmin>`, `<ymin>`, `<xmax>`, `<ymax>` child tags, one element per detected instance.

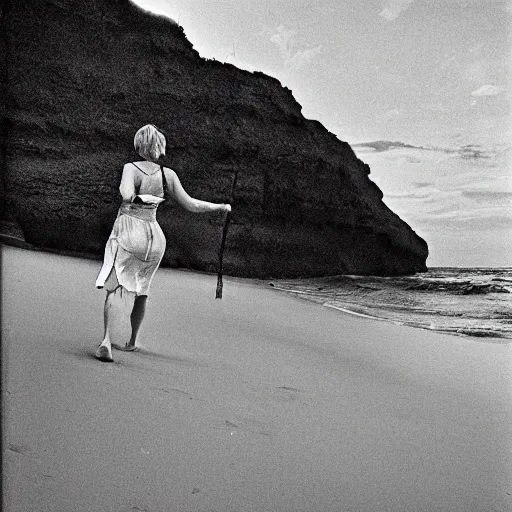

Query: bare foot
<box><xmin>95</xmin><ymin>345</ymin><xmax>114</xmax><ymax>362</ymax></box>
<box><xmin>112</xmin><ymin>343</ymin><xmax>139</xmax><ymax>352</ymax></box>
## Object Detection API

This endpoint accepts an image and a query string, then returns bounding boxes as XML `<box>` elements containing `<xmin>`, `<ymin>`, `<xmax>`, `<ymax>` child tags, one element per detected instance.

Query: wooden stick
<box><xmin>216</xmin><ymin>169</ymin><xmax>239</xmax><ymax>299</ymax></box>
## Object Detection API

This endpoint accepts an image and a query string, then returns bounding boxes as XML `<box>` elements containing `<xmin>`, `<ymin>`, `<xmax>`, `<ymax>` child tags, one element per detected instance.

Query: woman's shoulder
<box><xmin>123</xmin><ymin>162</ymin><xmax>144</xmax><ymax>173</ymax></box>
<box><xmin>162</xmin><ymin>166</ymin><xmax>178</xmax><ymax>178</ymax></box>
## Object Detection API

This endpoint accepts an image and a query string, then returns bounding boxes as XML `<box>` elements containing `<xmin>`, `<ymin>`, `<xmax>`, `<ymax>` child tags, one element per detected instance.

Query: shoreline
<box><xmin>275</xmin><ymin>286</ymin><xmax>512</xmax><ymax>343</ymax></box>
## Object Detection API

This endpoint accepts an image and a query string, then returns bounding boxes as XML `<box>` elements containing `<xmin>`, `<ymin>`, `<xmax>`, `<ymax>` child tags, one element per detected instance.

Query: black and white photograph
<box><xmin>1</xmin><ymin>0</ymin><xmax>511</xmax><ymax>510</ymax></box>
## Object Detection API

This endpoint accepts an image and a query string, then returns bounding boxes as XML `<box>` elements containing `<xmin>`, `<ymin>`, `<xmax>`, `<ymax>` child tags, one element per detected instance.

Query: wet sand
<box><xmin>2</xmin><ymin>245</ymin><xmax>512</xmax><ymax>511</ymax></box>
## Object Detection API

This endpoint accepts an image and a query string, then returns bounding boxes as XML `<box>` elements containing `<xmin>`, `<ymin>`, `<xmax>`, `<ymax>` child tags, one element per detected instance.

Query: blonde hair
<box><xmin>134</xmin><ymin>124</ymin><xmax>166</xmax><ymax>161</ymax></box>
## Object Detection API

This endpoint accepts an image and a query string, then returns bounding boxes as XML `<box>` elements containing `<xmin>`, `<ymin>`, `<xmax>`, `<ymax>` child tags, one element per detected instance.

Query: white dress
<box><xmin>95</xmin><ymin>163</ymin><xmax>167</xmax><ymax>296</ymax></box>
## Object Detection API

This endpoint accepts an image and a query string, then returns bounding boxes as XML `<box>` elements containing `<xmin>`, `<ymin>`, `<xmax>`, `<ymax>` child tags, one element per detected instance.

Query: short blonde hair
<box><xmin>134</xmin><ymin>124</ymin><xmax>166</xmax><ymax>161</ymax></box>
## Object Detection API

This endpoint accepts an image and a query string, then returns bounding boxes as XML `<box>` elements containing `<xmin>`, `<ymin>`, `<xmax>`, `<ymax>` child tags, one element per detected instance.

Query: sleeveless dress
<box><xmin>95</xmin><ymin>163</ymin><xmax>167</xmax><ymax>297</ymax></box>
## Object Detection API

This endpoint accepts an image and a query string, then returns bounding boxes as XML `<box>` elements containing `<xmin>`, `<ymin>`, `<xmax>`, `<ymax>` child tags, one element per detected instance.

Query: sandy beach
<box><xmin>2</xmin><ymin>244</ymin><xmax>512</xmax><ymax>511</ymax></box>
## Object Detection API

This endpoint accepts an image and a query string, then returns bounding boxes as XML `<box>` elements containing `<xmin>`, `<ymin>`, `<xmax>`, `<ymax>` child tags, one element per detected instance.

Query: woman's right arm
<box><xmin>166</xmin><ymin>168</ymin><xmax>231</xmax><ymax>213</ymax></box>
<box><xmin>119</xmin><ymin>164</ymin><xmax>137</xmax><ymax>202</ymax></box>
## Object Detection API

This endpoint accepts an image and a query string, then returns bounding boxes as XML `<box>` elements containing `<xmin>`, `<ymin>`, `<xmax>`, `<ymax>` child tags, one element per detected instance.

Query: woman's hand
<box><xmin>223</xmin><ymin>204</ymin><xmax>232</xmax><ymax>213</ymax></box>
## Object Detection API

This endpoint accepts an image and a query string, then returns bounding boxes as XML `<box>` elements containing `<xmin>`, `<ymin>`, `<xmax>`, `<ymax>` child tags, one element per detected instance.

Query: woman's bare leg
<box><xmin>95</xmin><ymin>291</ymin><xmax>115</xmax><ymax>362</ymax></box>
<box><xmin>115</xmin><ymin>295</ymin><xmax>147</xmax><ymax>351</ymax></box>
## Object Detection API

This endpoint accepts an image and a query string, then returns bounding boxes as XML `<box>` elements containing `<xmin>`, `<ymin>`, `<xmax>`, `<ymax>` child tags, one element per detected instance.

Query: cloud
<box><xmin>270</xmin><ymin>25</ymin><xmax>296</xmax><ymax>59</ymax></box>
<box><xmin>471</xmin><ymin>84</ymin><xmax>506</xmax><ymax>97</ymax></box>
<box><xmin>286</xmin><ymin>45</ymin><xmax>322</xmax><ymax>70</ymax></box>
<box><xmin>457</xmin><ymin>145</ymin><xmax>492</xmax><ymax>159</ymax></box>
<box><xmin>353</xmin><ymin>140</ymin><xmax>500</xmax><ymax>162</ymax></box>
<box><xmin>270</xmin><ymin>25</ymin><xmax>322</xmax><ymax>70</ymax></box>
<box><xmin>354</xmin><ymin>138</ymin><xmax>512</xmax><ymax>263</ymax></box>
<box><xmin>429</xmin><ymin>207</ymin><xmax>512</xmax><ymax>226</ymax></box>
<box><xmin>379</xmin><ymin>0</ymin><xmax>415</xmax><ymax>21</ymax></box>
<box><xmin>352</xmin><ymin>140</ymin><xmax>428</xmax><ymax>152</ymax></box>
<box><xmin>386</xmin><ymin>186</ymin><xmax>442</xmax><ymax>199</ymax></box>
<box><xmin>462</xmin><ymin>191</ymin><xmax>512</xmax><ymax>203</ymax></box>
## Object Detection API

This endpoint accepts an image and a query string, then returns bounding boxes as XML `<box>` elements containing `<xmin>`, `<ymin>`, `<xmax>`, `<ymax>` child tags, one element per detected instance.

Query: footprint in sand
<box><xmin>277</xmin><ymin>386</ymin><xmax>301</xmax><ymax>392</ymax></box>
<box><xmin>214</xmin><ymin>417</ymin><xmax>273</xmax><ymax>437</ymax></box>
<box><xmin>7</xmin><ymin>443</ymin><xmax>32</xmax><ymax>457</ymax></box>
<box><xmin>243</xmin><ymin>384</ymin><xmax>304</xmax><ymax>404</ymax></box>
<box><xmin>275</xmin><ymin>385</ymin><xmax>304</xmax><ymax>402</ymax></box>
<box><xmin>152</xmin><ymin>387</ymin><xmax>202</xmax><ymax>401</ymax></box>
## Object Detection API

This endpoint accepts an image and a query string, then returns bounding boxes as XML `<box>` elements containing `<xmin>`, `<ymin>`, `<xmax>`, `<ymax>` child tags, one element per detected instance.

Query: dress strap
<box><xmin>131</xmin><ymin>162</ymin><xmax>149</xmax><ymax>175</ymax></box>
<box><xmin>160</xmin><ymin>165</ymin><xmax>168</xmax><ymax>199</ymax></box>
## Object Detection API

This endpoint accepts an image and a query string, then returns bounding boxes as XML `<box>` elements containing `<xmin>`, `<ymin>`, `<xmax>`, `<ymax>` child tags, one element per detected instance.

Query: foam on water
<box><xmin>266</xmin><ymin>268</ymin><xmax>512</xmax><ymax>342</ymax></box>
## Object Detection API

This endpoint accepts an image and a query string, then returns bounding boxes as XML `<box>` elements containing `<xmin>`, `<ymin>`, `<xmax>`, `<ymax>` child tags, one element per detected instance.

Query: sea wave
<box><xmin>265</xmin><ymin>268</ymin><xmax>512</xmax><ymax>342</ymax></box>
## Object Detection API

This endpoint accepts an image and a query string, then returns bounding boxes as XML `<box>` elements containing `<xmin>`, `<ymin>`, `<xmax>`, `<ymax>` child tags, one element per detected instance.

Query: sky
<box><xmin>131</xmin><ymin>0</ymin><xmax>511</xmax><ymax>267</ymax></box>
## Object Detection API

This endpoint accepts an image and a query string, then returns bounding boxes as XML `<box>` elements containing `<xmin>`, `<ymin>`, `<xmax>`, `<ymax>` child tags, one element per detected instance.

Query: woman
<box><xmin>95</xmin><ymin>124</ymin><xmax>231</xmax><ymax>362</ymax></box>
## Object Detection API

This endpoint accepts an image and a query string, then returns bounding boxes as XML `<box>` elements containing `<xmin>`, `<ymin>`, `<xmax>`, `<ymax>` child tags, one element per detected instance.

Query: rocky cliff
<box><xmin>1</xmin><ymin>0</ymin><xmax>428</xmax><ymax>277</ymax></box>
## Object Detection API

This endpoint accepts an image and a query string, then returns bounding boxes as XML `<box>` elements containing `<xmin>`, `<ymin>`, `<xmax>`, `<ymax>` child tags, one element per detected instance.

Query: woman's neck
<box><xmin>137</xmin><ymin>160</ymin><xmax>161</xmax><ymax>168</ymax></box>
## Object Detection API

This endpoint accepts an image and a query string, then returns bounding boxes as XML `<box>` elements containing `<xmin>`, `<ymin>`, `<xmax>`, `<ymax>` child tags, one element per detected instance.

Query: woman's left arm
<box><xmin>166</xmin><ymin>168</ymin><xmax>230</xmax><ymax>213</ymax></box>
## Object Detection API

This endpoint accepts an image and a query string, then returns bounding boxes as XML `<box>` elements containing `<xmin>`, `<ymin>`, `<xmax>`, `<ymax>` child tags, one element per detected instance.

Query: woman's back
<box><xmin>131</xmin><ymin>162</ymin><xmax>165</xmax><ymax>198</ymax></box>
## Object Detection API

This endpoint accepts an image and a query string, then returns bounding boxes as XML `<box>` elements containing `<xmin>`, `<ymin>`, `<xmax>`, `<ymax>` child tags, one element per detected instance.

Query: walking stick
<box><xmin>216</xmin><ymin>169</ymin><xmax>239</xmax><ymax>299</ymax></box>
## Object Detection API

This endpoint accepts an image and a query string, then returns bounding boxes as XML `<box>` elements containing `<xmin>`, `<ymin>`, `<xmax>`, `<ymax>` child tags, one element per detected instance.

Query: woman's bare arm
<box><xmin>119</xmin><ymin>164</ymin><xmax>137</xmax><ymax>202</ymax></box>
<box><xmin>166</xmin><ymin>168</ymin><xmax>230</xmax><ymax>213</ymax></box>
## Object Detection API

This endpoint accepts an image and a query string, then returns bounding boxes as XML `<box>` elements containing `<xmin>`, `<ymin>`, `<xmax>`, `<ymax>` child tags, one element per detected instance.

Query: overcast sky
<box><xmin>131</xmin><ymin>0</ymin><xmax>511</xmax><ymax>267</ymax></box>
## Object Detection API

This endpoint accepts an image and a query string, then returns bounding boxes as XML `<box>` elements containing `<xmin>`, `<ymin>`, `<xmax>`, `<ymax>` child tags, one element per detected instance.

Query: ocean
<box><xmin>265</xmin><ymin>268</ymin><xmax>512</xmax><ymax>341</ymax></box>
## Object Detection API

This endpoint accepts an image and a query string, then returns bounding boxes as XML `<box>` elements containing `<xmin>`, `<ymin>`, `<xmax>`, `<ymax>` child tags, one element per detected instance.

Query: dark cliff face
<box><xmin>1</xmin><ymin>0</ymin><xmax>428</xmax><ymax>277</ymax></box>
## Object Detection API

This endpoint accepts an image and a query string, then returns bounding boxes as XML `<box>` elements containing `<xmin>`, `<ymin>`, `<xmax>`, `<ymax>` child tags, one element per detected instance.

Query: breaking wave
<box><xmin>265</xmin><ymin>268</ymin><xmax>512</xmax><ymax>341</ymax></box>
